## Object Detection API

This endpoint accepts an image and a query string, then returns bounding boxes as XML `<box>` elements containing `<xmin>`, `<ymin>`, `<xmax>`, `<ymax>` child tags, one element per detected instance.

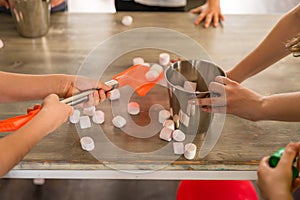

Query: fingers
<box><xmin>203</xmin><ymin>13</ymin><xmax>213</xmax><ymax>28</ymax></box>
<box><xmin>278</xmin><ymin>143</ymin><xmax>298</xmax><ymax>169</ymax></box>
<box><xmin>194</xmin><ymin>12</ymin><xmax>206</xmax><ymax>25</ymax></box>
<box><xmin>258</xmin><ymin>156</ymin><xmax>272</xmax><ymax>174</ymax></box>
<box><xmin>213</xmin><ymin>13</ymin><xmax>219</xmax><ymax>27</ymax></box>
<box><xmin>97</xmin><ymin>82</ymin><xmax>112</xmax><ymax>91</ymax></box>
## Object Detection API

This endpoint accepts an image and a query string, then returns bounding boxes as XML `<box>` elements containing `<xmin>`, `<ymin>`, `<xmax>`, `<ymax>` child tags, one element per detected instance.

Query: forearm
<box><xmin>0</xmin><ymin>72</ymin><xmax>74</xmax><ymax>103</ymax></box>
<box><xmin>0</xmin><ymin>110</ymin><xmax>51</xmax><ymax>176</ymax></box>
<box><xmin>228</xmin><ymin>5</ymin><xmax>300</xmax><ymax>83</ymax></box>
<box><xmin>257</xmin><ymin>92</ymin><xmax>300</xmax><ymax>121</ymax></box>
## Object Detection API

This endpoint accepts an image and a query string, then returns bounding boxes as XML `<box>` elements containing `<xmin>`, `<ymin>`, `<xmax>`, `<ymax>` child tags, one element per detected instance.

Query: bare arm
<box><xmin>198</xmin><ymin>77</ymin><xmax>300</xmax><ymax>122</ymax></box>
<box><xmin>227</xmin><ymin>4</ymin><xmax>300</xmax><ymax>83</ymax></box>
<box><xmin>0</xmin><ymin>72</ymin><xmax>72</xmax><ymax>103</ymax></box>
<box><xmin>0</xmin><ymin>72</ymin><xmax>111</xmax><ymax>104</ymax></box>
<box><xmin>0</xmin><ymin>94</ymin><xmax>72</xmax><ymax>176</ymax></box>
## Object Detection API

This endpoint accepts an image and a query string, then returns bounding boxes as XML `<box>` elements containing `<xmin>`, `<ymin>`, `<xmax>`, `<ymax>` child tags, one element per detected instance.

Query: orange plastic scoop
<box><xmin>0</xmin><ymin>105</ymin><xmax>41</xmax><ymax>132</ymax></box>
<box><xmin>0</xmin><ymin>64</ymin><xmax>164</xmax><ymax>132</ymax></box>
<box><xmin>113</xmin><ymin>64</ymin><xmax>164</xmax><ymax>96</ymax></box>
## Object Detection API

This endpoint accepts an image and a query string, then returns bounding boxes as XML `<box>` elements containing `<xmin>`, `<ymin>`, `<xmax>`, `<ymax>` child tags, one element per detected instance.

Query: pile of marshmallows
<box><xmin>69</xmin><ymin>53</ymin><xmax>197</xmax><ymax>160</ymax></box>
<box><xmin>158</xmin><ymin>110</ymin><xmax>197</xmax><ymax>160</ymax></box>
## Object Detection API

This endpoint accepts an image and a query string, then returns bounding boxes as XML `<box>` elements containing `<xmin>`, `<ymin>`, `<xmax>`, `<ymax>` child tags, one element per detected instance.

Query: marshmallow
<box><xmin>80</xmin><ymin>136</ymin><xmax>95</xmax><ymax>151</ymax></box>
<box><xmin>183</xmin><ymin>81</ymin><xmax>197</xmax><ymax>92</ymax></box>
<box><xmin>121</xmin><ymin>15</ymin><xmax>133</xmax><ymax>26</ymax></box>
<box><xmin>83</xmin><ymin>106</ymin><xmax>96</xmax><ymax>116</ymax></box>
<box><xmin>142</xmin><ymin>63</ymin><xmax>150</xmax><ymax>67</ymax></box>
<box><xmin>179</xmin><ymin>110</ymin><xmax>190</xmax><ymax>127</ymax></box>
<box><xmin>163</xmin><ymin>119</ymin><xmax>175</xmax><ymax>130</ymax></box>
<box><xmin>92</xmin><ymin>110</ymin><xmax>105</xmax><ymax>124</ymax></box>
<box><xmin>112</xmin><ymin>115</ymin><xmax>126</xmax><ymax>128</ymax></box>
<box><xmin>145</xmin><ymin>64</ymin><xmax>163</xmax><ymax>81</ymax></box>
<box><xmin>184</xmin><ymin>143</ymin><xmax>197</xmax><ymax>160</ymax></box>
<box><xmin>172</xmin><ymin>129</ymin><xmax>186</xmax><ymax>142</ymax></box>
<box><xmin>69</xmin><ymin>109</ymin><xmax>80</xmax><ymax>124</ymax></box>
<box><xmin>159</xmin><ymin>110</ymin><xmax>171</xmax><ymax>123</ymax></box>
<box><xmin>33</xmin><ymin>178</ymin><xmax>45</xmax><ymax>185</ymax></box>
<box><xmin>79</xmin><ymin>116</ymin><xmax>92</xmax><ymax>129</ymax></box>
<box><xmin>159</xmin><ymin>127</ymin><xmax>173</xmax><ymax>142</ymax></box>
<box><xmin>187</xmin><ymin>102</ymin><xmax>196</xmax><ymax>116</ymax></box>
<box><xmin>151</xmin><ymin>64</ymin><xmax>163</xmax><ymax>74</ymax></box>
<box><xmin>175</xmin><ymin>85</ymin><xmax>184</xmax><ymax>90</ymax></box>
<box><xmin>127</xmin><ymin>102</ymin><xmax>140</xmax><ymax>115</ymax></box>
<box><xmin>159</xmin><ymin>53</ymin><xmax>170</xmax><ymax>66</ymax></box>
<box><xmin>145</xmin><ymin>70</ymin><xmax>160</xmax><ymax>81</ymax></box>
<box><xmin>173</xmin><ymin>142</ymin><xmax>184</xmax><ymax>155</ymax></box>
<box><xmin>133</xmin><ymin>57</ymin><xmax>144</xmax><ymax>65</ymax></box>
<box><xmin>0</xmin><ymin>39</ymin><xmax>3</xmax><ymax>49</ymax></box>
<box><xmin>108</xmin><ymin>89</ymin><xmax>120</xmax><ymax>101</ymax></box>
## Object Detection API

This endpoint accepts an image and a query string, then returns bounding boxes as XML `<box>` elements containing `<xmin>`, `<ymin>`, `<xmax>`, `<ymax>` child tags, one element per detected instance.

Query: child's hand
<box><xmin>257</xmin><ymin>142</ymin><xmax>300</xmax><ymax>200</ymax></box>
<box><xmin>37</xmin><ymin>94</ymin><xmax>73</xmax><ymax>134</ymax></box>
<box><xmin>63</xmin><ymin>76</ymin><xmax>112</xmax><ymax>107</ymax></box>
<box><xmin>0</xmin><ymin>0</ymin><xmax>9</xmax><ymax>9</ymax></box>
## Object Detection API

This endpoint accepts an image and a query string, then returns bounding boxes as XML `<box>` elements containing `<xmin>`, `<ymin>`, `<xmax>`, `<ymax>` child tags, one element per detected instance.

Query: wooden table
<box><xmin>0</xmin><ymin>12</ymin><xmax>299</xmax><ymax>180</ymax></box>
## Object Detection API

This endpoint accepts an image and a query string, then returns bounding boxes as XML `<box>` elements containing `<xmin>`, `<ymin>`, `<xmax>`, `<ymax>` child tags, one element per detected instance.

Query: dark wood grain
<box><xmin>0</xmin><ymin>12</ymin><xmax>299</xmax><ymax>172</ymax></box>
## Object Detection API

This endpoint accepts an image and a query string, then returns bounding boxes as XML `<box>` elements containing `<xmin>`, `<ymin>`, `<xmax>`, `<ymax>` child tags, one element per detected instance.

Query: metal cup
<box><xmin>165</xmin><ymin>60</ymin><xmax>226</xmax><ymax>135</ymax></box>
<box><xmin>9</xmin><ymin>0</ymin><xmax>51</xmax><ymax>38</ymax></box>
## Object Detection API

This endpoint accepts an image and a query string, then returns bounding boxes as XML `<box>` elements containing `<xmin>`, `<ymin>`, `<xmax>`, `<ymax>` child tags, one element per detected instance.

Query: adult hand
<box><xmin>195</xmin><ymin>76</ymin><xmax>264</xmax><ymax>121</ymax></box>
<box><xmin>0</xmin><ymin>0</ymin><xmax>9</xmax><ymax>9</ymax></box>
<box><xmin>63</xmin><ymin>76</ymin><xmax>112</xmax><ymax>107</ymax></box>
<box><xmin>257</xmin><ymin>142</ymin><xmax>300</xmax><ymax>200</ymax></box>
<box><xmin>190</xmin><ymin>0</ymin><xmax>224</xmax><ymax>28</ymax></box>
<box><xmin>37</xmin><ymin>94</ymin><xmax>73</xmax><ymax>134</ymax></box>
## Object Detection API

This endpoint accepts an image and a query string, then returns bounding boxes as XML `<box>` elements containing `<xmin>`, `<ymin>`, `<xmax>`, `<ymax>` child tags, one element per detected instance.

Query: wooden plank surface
<box><xmin>0</xmin><ymin>12</ymin><xmax>299</xmax><ymax>172</ymax></box>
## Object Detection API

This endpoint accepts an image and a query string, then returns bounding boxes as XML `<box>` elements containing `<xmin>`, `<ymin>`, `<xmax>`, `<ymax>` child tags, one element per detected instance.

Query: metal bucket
<box><xmin>165</xmin><ymin>60</ymin><xmax>226</xmax><ymax>135</ymax></box>
<box><xmin>9</xmin><ymin>0</ymin><xmax>51</xmax><ymax>38</ymax></box>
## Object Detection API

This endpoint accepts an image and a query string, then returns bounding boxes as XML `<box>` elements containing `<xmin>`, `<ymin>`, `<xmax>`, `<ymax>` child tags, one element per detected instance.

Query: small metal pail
<box><xmin>9</xmin><ymin>0</ymin><xmax>51</xmax><ymax>38</ymax></box>
<box><xmin>165</xmin><ymin>60</ymin><xmax>225</xmax><ymax>134</ymax></box>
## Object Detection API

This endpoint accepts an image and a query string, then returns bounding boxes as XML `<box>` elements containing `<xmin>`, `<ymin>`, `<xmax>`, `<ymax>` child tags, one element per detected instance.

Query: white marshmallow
<box><xmin>108</xmin><ymin>89</ymin><xmax>121</xmax><ymax>101</ymax></box>
<box><xmin>159</xmin><ymin>110</ymin><xmax>171</xmax><ymax>123</ymax></box>
<box><xmin>173</xmin><ymin>142</ymin><xmax>184</xmax><ymax>155</ymax></box>
<box><xmin>172</xmin><ymin>129</ymin><xmax>186</xmax><ymax>142</ymax></box>
<box><xmin>142</xmin><ymin>63</ymin><xmax>150</xmax><ymax>67</ymax></box>
<box><xmin>112</xmin><ymin>115</ymin><xmax>126</xmax><ymax>128</ymax></box>
<box><xmin>133</xmin><ymin>57</ymin><xmax>144</xmax><ymax>65</ymax></box>
<box><xmin>163</xmin><ymin>119</ymin><xmax>175</xmax><ymax>130</ymax></box>
<box><xmin>186</xmin><ymin>102</ymin><xmax>196</xmax><ymax>116</ymax></box>
<box><xmin>159</xmin><ymin>53</ymin><xmax>170</xmax><ymax>66</ymax></box>
<box><xmin>33</xmin><ymin>178</ymin><xmax>45</xmax><ymax>185</ymax></box>
<box><xmin>83</xmin><ymin>106</ymin><xmax>96</xmax><ymax>116</ymax></box>
<box><xmin>79</xmin><ymin>116</ymin><xmax>92</xmax><ymax>129</ymax></box>
<box><xmin>92</xmin><ymin>110</ymin><xmax>105</xmax><ymax>124</ymax></box>
<box><xmin>127</xmin><ymin>102</ymin><xmax>140</xmax><ymax>115</ymax></box>
<box><xmin>69</xmin><ymin>109</ymin><xmax>80</xmax><ymax>124</ymax></box>
<box><xmin>121</xmin><ymin>15</ymin><xmax>133</xmax><ymax>26</ymax></box>
<box><xmin>183</xmin><ymin>81</ymin><xmax>197</xmax><ymax>92</ymax></box>
<box><xmin>145</xmin><ymin>70</ymin><xmax>160</xmax><ymax>81</ymax></box>
<box><xmin>80</xmin><ymin>136</ymin><xmax>95</xmax><ymax>151</ymax></box>
<box><xmin>184</xmin><ymin>143</ymin><xmax>197</xmax><ymax>160</ymax></box>
<box><xmin>159</xmin><ymin>127</ymin><xmax>173</xmax><ymax>142</ymax></box>
<box><xmin>150</xmin><ymin>64</ymin><xmax>163</xmax><ymax>74</ymax></box>
<box><xmin>179</xmin><ymin>110</ymin><xmax>190</xmax><ymax>127</ymax></box>
<box><xmin>0</xmin><ymin>39</ymin><xmax>3</xmax><ymax>49</ymax></box>
<box><xmin>175</xmin><ymin>85</ymin><xmax>184</xmax><ymax>90</ymax></box>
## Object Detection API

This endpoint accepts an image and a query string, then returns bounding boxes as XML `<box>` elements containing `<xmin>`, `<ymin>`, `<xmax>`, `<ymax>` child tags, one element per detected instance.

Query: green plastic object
<box><xmin>269</xmin><ymin>147</ymin><xmax>299</xmax><ymax>181</ymax></box>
